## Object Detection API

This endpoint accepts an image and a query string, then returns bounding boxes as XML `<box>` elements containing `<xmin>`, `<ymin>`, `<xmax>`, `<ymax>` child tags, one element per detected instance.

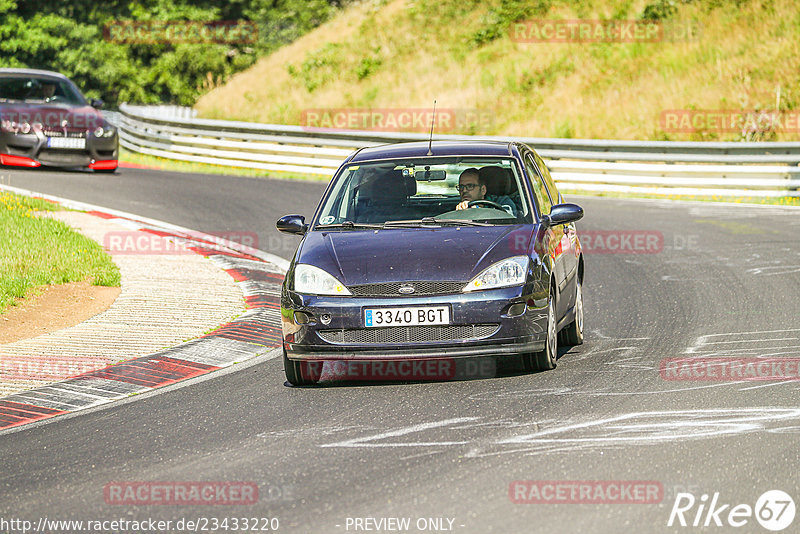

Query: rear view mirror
<box><xmin>277</xmin><ymin>214</ymin><xmax>307</xmax><ymax>235</ymax></box>
<box><xmin>541</xmin><ymin>203</ymin><xmax>583</xmax><ymax>227</ymax></box>
<box><xmin>414</xmin><ymin>169</ymin><xmax>446</xmax><ymax>181</ymax></box>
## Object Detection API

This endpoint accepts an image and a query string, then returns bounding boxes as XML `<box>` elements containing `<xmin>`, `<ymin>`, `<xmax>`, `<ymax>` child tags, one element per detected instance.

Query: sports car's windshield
<box><xmin>0</xmin><ymin>76</ymin><xmax>87</xmax><ymax>105</ymax></box>
<box><xmin>316</xmin><ymin>157</ymin><xmax>531</xmax><ymax>228</ymax></box>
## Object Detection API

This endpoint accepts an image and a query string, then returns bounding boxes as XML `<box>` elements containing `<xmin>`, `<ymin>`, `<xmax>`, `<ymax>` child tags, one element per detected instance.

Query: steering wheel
<box><xmin>468</xmin><ymin>199</ymin><xmax>504</xmax><ymax>210</ymax></box>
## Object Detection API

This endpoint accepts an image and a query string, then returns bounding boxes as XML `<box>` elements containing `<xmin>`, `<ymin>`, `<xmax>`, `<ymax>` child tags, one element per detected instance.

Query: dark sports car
<box><xmin>0</xmin><ymin>68</ymin><xmax>118</xmax><ymax>172</ymax></box>
<box><xmin>277</xmin><ymin>140</ymin><xmax>584</xmax><ymax>385</ymax></box>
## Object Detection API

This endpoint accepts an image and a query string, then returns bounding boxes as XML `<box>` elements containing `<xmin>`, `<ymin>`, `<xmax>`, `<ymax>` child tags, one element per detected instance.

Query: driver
<box><xmin>41</xmin><ymin>82</ymin><xmax>56</xmax><ymax>101</ymax></box>
<box><xmin>455</xmin><ymin>168</ymin><xmax>517</xmax><ymax>216</ymax></box>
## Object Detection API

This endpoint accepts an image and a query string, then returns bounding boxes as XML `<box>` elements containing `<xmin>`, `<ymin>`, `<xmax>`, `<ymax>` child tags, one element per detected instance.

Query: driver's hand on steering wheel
<box><xmin>455</xmin><ymin>200</ymin><xmax>470</xmax><ymax>210</ymax></box>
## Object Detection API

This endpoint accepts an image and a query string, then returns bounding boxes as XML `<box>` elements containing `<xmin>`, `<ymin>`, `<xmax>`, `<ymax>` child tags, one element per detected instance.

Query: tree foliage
<box><xmin>0</xmin><ymin>0</ymin><xmax>347</xmax><ymax>106</ymax></box>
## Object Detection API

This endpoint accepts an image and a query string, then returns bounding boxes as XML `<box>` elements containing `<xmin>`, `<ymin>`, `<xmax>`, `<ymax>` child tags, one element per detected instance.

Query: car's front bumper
<box><xmin>0</xmin><ymin>130</ymin><xmax>118</xmax><ymax>168</ymax></box>
<box><xmin>281</xmin><ymin>285</ymin><xmax>549</xmax><ymax>361</ymax></box>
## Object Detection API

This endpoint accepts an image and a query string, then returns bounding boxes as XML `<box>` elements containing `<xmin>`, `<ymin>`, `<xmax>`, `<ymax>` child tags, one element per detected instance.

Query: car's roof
<box><xmin>0</xmin><ymin>68</ymin><xmax>71</xmax><ymax>81</ymax></box>
<box><xmin>349</xmin><ymin>141</ymin><xmax>518</xmax><ymax>162</ymax></box>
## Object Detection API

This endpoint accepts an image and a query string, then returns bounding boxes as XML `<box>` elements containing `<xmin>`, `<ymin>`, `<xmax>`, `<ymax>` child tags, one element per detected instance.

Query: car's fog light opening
<box><xmin>294</xmin><ymin>311</ymin><xmax>315</xmax><ymax>325</ymax></box>
<box><xmin>504</xmin><ymin>302</ymin><xmax>527</xmax><ymax>318</ymax></box>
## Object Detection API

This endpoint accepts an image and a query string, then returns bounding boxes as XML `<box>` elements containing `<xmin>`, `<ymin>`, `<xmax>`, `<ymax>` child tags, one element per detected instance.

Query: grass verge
<box><xmin>0</xmin><ymin>192</ymin><xmax>121</xmax><ymax>314</ymax></box>
<box><xmin>560</xmin><ymin>189</ymin><xmax>800</xmax><ymax>207</ymax></box>
<box><xmin>122</xmin><ymin>148</ymin><xmax>800</xmax><ymax>206</ymax></box>
<box><xmin>120</xmin><ymin>148</ymin><xmax>331</xmax><ymax>182</ymax></box>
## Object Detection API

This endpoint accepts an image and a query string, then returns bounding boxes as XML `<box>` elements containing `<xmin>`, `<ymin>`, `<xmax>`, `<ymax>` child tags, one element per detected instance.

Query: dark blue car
<box><xmin>277</xmin><ymin>140</ymin><xmax>584</xmax><ymax>385</ymax></box>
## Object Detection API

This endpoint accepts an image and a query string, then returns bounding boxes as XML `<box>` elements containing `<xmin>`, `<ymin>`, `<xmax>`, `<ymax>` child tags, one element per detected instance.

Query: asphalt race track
<box><xmin>1</xmin><ymin>166</ymin><xmax>800</xmax><ymax>533</ymax></box>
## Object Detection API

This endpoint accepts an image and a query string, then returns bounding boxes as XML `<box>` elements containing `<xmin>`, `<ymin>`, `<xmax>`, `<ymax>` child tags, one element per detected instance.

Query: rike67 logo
<box><xmin>668</xmin><ymin>490</ymin><xmax>795</xmax><ymax>531</ymax></box>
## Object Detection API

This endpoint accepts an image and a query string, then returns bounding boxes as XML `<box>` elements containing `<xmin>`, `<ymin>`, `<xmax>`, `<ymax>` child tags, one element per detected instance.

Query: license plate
<box><xmin>364</xmin><ymin>306</ymin><xmax>450</xmax><ymax>327</ymax></box>
<box><xmin>47</xmin><ymin>137</ymin><xmax>85</xmax><ymax>149</ymax></box>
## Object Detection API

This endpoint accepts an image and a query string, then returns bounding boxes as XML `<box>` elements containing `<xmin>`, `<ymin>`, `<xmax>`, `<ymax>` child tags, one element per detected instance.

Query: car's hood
<box><xmin>296</xmin><ymin>225</ymin><xmax>533</xmax><ymax>285</ymax></box>
<box><xmin>0</xmin><ymin>103</ymin><xmax>103</xmax><ymax>129</ymax></box>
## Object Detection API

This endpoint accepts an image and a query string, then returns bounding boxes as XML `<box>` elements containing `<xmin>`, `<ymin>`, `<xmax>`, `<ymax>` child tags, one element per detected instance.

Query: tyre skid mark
<box><xmin>319</xmin><ymin>409</ymin><xmax>800</xmax><ymax>459</ymax></box>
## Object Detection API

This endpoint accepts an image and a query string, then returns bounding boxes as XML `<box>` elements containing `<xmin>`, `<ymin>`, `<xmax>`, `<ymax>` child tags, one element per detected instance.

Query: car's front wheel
<box><xmin>283</xmin><ymin>348</ymin><xmax>318</xmax><ymax>386</ymax></box>
<box><xmin>524</xmin><ymin>289</ymin><xmax>557</xmax><ymax>372</ymax></box>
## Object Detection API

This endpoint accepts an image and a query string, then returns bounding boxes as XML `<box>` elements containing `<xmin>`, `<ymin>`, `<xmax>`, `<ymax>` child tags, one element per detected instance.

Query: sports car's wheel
<box><xmin>561</xmin><ymin>276</ymin><xmax>584</xmax><ymax>346</ymax></box>
<box><xmin>283</xmin><ymin>348</ymin><xmax>318</xmax><ymax>386</ymax></box>
<box><xmin>524</xmin><ymin>289</ymin><xmax>557</xmax><ymax>372</ymax></box>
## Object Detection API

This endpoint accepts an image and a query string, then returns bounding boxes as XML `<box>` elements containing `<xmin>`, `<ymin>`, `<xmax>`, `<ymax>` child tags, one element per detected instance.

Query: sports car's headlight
<box><xmin>294</xmin><ymin>264</ymin><xmax>351</xmax><ymax>296</ymax></box>
<box><xmin>94</xmin><ymin>126</ymin><xmax>116</xmax><ymax>138</ymax></box>
<box><xmin>92</xmin><ymin>124</ymin><xmax>117</xmax><ymax>137</ymax></box>
<box><xmin>462</xmin><ymin>256</ymin><xmax>529</xmax><ymax>292</ymax></box>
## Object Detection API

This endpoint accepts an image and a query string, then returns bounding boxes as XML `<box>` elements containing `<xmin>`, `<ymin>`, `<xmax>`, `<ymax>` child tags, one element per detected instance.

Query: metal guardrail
<box><xmin>118</xmin><ymin>104</ymin><xmax>800</xmax><ymax>197</ymax></box>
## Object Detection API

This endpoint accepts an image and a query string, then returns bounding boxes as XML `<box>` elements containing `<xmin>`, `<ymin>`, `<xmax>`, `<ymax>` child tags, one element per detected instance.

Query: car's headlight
<box><xmin>94</xmin><ymin>125</ymin><xmax>116</xmax><ymax>138</ymax></box>
<box><xmin>294</xmin><ymin>264</ymin><xmax>351</xmax><ymax>296</ymax></box>
<box><xmin>462</xmin><ymin>256</ymin><xmax>529</xmax><ymax>292</ymax></box>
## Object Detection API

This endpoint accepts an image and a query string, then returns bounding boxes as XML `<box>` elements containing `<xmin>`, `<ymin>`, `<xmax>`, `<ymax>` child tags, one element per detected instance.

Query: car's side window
<box><xmin>525</xmin><ymin>153</ymin><xmax>552</xmax><ymax>217</ymax></box>
<box><xmin>532</xmin><ymin>151</ymin><xmax>561</xmax><ymax>204</ymax></box>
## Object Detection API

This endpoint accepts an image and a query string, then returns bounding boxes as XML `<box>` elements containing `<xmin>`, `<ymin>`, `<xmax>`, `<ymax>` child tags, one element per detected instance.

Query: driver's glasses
<box><xmin>457</xmin><ymin>183</ymin><xmax>479</xmax><ymax>192</ymax></box>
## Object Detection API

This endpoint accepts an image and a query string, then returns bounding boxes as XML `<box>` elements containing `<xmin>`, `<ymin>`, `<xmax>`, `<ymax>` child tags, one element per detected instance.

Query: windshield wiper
<box><xmin>316</xmin><ymin>221</ymin><xmax>385</xmax><ymax>230</ymax></box>
<box><xmin>383</xmin><ymin>218</ymin><xmax>491</xmax><ymax>227</ymax></box>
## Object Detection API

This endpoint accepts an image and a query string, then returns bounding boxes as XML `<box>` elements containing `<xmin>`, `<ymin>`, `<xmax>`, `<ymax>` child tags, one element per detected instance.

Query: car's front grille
<box><xmin>349</xmin><ymin>281</ymin><xmax>465</xmax><ymax>297</ymax></box>
<box><xmin>37</xmin><ymin>150</ymin><xmax>90</xmax><ymax>163</ymax></box>
<box><xmin>43</xmin><ymin>129</ymin><xmax>87</xmax><ymax>138</ymax></box>
<box><xmin>318</xmin><ymin>324</ymin><xmax>499</xmax><ymax>344</ymax></box>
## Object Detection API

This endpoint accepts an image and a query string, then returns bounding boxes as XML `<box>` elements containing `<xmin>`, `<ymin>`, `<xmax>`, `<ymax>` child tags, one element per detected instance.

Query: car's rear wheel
<box><xmin>560</xmin><ymin>276</ymin><xmax>584</xmax><ymax>346</ymax></box>
<box><xmin>524</xmin><ymin>289</ymin><xmax>557</xmax><ymax>372</ymax></box>
<box><xmin>283</xmin><ymin>348</ymin><xmax>318</xmax><ymax>386</ymax></box>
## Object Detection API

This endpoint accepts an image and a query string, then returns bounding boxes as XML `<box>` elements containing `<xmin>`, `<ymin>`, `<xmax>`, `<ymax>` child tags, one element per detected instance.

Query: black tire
<box><xmin>283</xmin><ymin>348</ymin><xmax>318</xmax><ymax>386</ymax></box>
<box><xmin>524</xmin><ymin>289</ymin><xmax>557</xmax><ymax>372</ymax></box>
<box><xmin>94</xmin><ymin>168</ymin><xmax>117</xmax><ymax>174</ymax></box>
<box><xmin>561</xmin><ymin>276</ymin><xmax>584</xmax><ymax>346</ymax></box>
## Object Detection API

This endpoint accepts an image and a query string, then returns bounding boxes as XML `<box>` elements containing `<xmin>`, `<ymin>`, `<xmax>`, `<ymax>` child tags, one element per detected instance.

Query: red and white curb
<box><xmin>0</xmin><ymin>185</ymin><xmax>286</xmax><ymax>432</ymax></box>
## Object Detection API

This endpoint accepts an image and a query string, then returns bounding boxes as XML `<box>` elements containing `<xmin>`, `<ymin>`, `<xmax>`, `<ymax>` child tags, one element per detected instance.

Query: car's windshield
<box><xmin>0</xmin><ymin>76</ymin><xmax>87</xmax><ymax>105</ymax></box>
<box><xmin>315</xmin><ymin>157</ymin><xmax>531</xmax><ymax>228</ymax></box>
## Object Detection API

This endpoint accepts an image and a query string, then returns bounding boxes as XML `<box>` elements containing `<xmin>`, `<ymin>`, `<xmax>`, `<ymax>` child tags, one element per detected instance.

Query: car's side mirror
<box><xmin>90</xmin><ymin>98</ymin><xmax>104</xmax><ymax>110</ymax></box>
<box><xmin>277</xmin><ymin>214</ymin><xmax>308</xmax><ymax>235</ymax></box>
<box><xmin>541</xmin><ymin>203</ymin><xmax>583</xmax><ymax>227</ymax></box>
